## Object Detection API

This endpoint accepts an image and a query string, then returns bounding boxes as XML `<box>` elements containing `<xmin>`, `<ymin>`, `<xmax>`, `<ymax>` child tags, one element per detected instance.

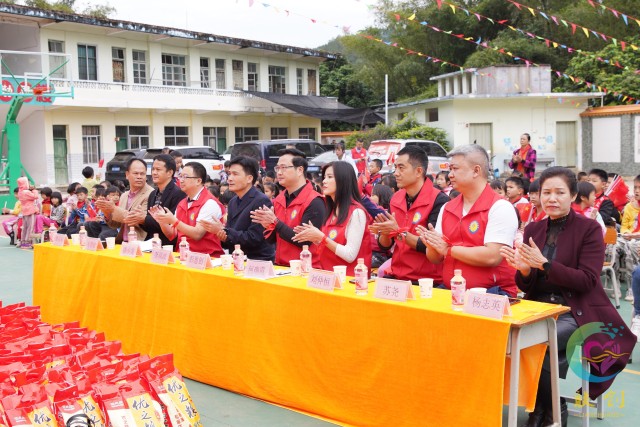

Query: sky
<box><xmin>81</xmin><ymin>0</ymin><xmax>379</xmax><ymax>49</ymax></box>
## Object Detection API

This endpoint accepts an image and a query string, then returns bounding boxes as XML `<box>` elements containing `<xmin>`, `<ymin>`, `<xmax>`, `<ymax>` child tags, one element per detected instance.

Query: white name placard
<box><xmin>244</xmin><ymin>259</ymin><xmax>276</xmax><ymax>279</ymax></box>
<box><xmin>463</xmin><ymin>292</ymin><xmax>512</xmax><ymax>320</ymax></box>
<box><xmin>185</xmin><ymin>251</ymin><xmax>213</xmax><ymax>270</ymax></box>
<box><xmin>373</xmin><ymin>278</ymin><xmax>415</xmax><ymax>302</ymax></box>
<box><xmin>307</xmin><ymin>269</ymin><xmax>341</xmax><ymax>291</ymax></box>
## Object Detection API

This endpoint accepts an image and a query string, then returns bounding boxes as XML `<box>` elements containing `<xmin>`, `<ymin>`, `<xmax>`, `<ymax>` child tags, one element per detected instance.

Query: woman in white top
<box><xmin>293</xmin><ymin>161</ymin><xmax>372</xmax><ymax>275</ymax></box>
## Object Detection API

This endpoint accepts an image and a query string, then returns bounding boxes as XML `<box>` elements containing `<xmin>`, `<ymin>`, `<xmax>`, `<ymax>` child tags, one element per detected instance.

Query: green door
<box><xmin>116</xmin><ymin>137</ymin><xmax>128</xmax><ymax>152</ymax></box>
<box><xmin>53</xmin><ymin>138</ymin><xmax>68</xmax><ymax>184</ymax></box>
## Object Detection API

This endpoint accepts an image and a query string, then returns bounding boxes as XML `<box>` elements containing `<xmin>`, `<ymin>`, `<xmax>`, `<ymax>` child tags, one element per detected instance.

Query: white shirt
<box><xmin>436</xmin><ymin>199</ymin><xmax>518</xmax><ymax>246</ymax></box>
<box><xmin>334</xmin><ymin>208</ymin><xmax>367</xmax><ymax>263</ymax></box>
<box><xmin>179</xmin><ymin>187</ymin><xmax>222</xmax><ymax>222</ymax></box>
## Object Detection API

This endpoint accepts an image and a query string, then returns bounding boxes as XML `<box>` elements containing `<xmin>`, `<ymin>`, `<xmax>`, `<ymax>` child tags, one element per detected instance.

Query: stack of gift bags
<box><xmin>0</xmin><ymin>302</ymin><xmax>202</xmax><ymax>427</ymax></box>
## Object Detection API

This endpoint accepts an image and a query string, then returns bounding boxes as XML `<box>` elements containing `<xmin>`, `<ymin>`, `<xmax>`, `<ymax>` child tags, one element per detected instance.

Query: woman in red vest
<box><xmin>293</xmin><ymin>161</ymin><xmax>372</xmax><ymax>275</ymax></box>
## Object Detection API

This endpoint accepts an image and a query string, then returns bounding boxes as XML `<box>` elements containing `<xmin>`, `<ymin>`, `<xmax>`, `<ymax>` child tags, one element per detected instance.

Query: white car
<box><xmin>368</xmin><ymin>139</ymin><xmax>449</xmax><ymax>176</ymax></box>
<box><xmin>144</xmin><ymin>146</ymin><xmax>225</xmax><ymax>180</ymax></box>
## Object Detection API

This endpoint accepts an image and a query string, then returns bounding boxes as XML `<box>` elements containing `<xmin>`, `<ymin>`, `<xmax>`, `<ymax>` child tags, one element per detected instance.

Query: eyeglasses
<box><xmin>180</xmin><ymin>176</ymin><xmax>199</xmax><ymax>181</ymax></box>
<box><xmin>274</xmin><ymin>165</ymin><xmax>296</xmax><ymax>173</ymax></box>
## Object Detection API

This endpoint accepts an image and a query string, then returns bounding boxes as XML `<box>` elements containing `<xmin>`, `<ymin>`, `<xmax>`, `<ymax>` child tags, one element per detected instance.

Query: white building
<box><xmin>0</xmin><ymin>3</ymin><xmax>336</xmax><ymax>185</ymax></box>
<box><xmin>387</xmin><ymin>65</ymin><xmax>604</xmax><ymax>175</ymax></box>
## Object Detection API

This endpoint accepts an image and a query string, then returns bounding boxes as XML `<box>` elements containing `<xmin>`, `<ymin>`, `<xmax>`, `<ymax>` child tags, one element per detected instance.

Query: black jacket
<box><xmin>224</xmin><ymin>186</ymin><xmax>275</xmax><ymax>261</ymax></box>
<box><xmin>141</xmin><ymin>180</ymin><xmax>186</xmax><ymax>247</ymax></box>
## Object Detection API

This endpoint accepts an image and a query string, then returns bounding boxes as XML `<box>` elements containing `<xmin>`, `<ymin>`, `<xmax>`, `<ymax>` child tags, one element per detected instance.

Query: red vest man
<box><xmin>423</xmin><ymin>145</ymin><xmax>518</xmax><ymax>296</ymax></box>
<box><xmin>149</xmin><ymin>162</ymin><xmax>224</xmax><ymax>256</ymax></box>
<box><xmin>372</xmin><ymin>145</ymin><xmax>449</xmax><ymax>283</ymax></box>
<box><xmin>351</xmin><ymin>139</ymin><xmax>368</xmax><ymax>175</ymax></box>
<box><xmin>252</xmin><ymin>149</ymin><xmax>326</xmax><ymax>267</ymax></box>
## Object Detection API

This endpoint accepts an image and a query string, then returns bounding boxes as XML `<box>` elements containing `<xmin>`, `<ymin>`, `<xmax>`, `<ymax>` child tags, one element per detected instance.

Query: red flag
<box><xmin>605</xmin><ymin>175</ymin><xmax>630</xmax><ymax>211</ymax></box>
<box><xmin>386</xmin><ymin>151</ymin><xmax>395</xmax><ymax>166</ymax></box>
<box><xmin>98</xmin><ymin>159</ymin><xmax>104</xmax><ymax>168</ymax></box>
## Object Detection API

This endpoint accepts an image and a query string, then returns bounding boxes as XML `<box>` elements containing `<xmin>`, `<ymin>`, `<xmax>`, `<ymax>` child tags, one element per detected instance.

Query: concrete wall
<box><xmin>581</xmin><ymin>114</ymin><xmax>636</xmax><ymax>176</ymax></box>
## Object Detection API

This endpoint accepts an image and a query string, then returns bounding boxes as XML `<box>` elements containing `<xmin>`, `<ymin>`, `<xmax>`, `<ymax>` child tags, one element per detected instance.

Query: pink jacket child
<box><xmin>16</xmin><ymin>177</ymin><xmax>39</xmax><ymax>248</ymax></box>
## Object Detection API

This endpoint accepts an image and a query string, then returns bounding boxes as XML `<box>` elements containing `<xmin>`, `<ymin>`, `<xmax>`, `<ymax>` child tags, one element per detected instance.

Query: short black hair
<box><xmin>576</xmin><ymin>181</ymin><xmax>596</xmax><ymax>204</ymax></box>
<box><xmin>76</xmin><ymin>186</ymin><xmax>89</xmax><ymax>195</ymax></box>
<box><xmin>220</xmin><ymin>189</ymin><xmax>235</xmax><ymax>205</ymax></box>
<box><xmin>224</xmin><ymin>160</ymin><xmax>231</xmax><ymax>167</ymax></box>
<box><xmin>153</xmin><ymin>154</ymin><xmax>177</xmax><ymax>176</ymax></box>
<box><xmin>229</xmin><ymin>156</ymin><xmax>260</xmax><ymax>184</ymax></box>
<box><xmin>490</xmin><ymin>179</ymin><xmax>506</xmax><ymax>191</ymax></box>
<box><xmin>67</xmin><ymin>182</ymin><xmax>80</xmax><ymax>194</ymax></box>
<box><xmin>94</xmin><ymin>187</ymin><xmax>106</xmax><ymax>198</ymax></box>
<box><xmin>278</xmin><ymin>148</ymin><xmax>308</xmax><ymax>173</ymax></box>
<box><xmin>577</xmin><ymin>171</ymin><xmax>587</xmax><ymax>180</ymax></box>
<box><xmin>50</xmin><ymin>191</ymin><xmax>63</xmax><ymax>205</ymax></box>
<box><xmin>184</xmin><ymin>161</ymin><xmax>207</xmax><ymax>182</ymax></box>
<box><xmin>381</xmin><ymin>174</ymin><xmax>398</xmax><ymax>192</ymax></box>
<box><xmin>371</xmin><ymin>159</ymin><xmax>383</xmax><ymax>170</ymax></box>
<box><xmin>113</xmin><ymin>180</ymin><xmax>126</xmax><ymax>192</ymax></box>
<box><xmin>528</xmin><ymin>179</ymin><xmax>540</xmax><ymax>193</ymax></box>
<box><xmin>170</xmin><ymin>150</ymin><xmax>183</xmax><ymax>159</ymax></box>
<box><xmin>105</xmin><ymin>186</ymin><xmax>121</xmax><ymax>196</ymax></box>
<box><xmin>635</xmin><ymin>174</ymin><xmax>640</xmax><ymax>183</ymax></box>
<box><xmin>397</xmin><ymin>145</ymin><xmax>429</xmax><ymax>177</ymax></box>
<box><xmin>265</xmin><ymin>170</ymin><xmax>276</xmax><ymax>179</ymax></box>
<box><xmin>82</xmin><ymin>166</ymin><xmax>94</xmax><ymax>179</ymax></box>
<box><xmin>40</xmin><ymin>187</ymin><xmax>52</xmax><ymax>197</ymax></box>
<box><xmin>588</xmin><ymin>168</ymin><xmax>608</xmax><ymax>183</ymax></box>
<box><xmin>540</xmin><ymin>166</ymin><xmax>578</xmax><ymax>196</ymax></box>
<box><xmin>607</xmin><ymin>172</ymin><xmax>617</xmax><ymax>179</ymax></box>
<box><xmin>505</xmin><ymin>176</ymin><xmax>525</xmax><ymax>190</ymax></box>
<box><xmin>126</xmin><ymin>157</ymin><xmax>147</xmax><ymax>172</ymax></box>
<box><xmin>208</xmin><ymin>184</ymin><xmax>221</xmax><ymax>198</ymax></box>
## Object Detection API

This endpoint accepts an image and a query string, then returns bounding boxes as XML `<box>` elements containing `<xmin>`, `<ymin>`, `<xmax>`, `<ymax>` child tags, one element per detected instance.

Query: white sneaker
<box><xmin>631</xmin><ymin>316</ymin><xmax>640</xmax><ymax>343</ymax></box>
<box><xmin>625</xmin><ymin>288</ymin><xmax>634</xmax><ymax>302</ymax></box>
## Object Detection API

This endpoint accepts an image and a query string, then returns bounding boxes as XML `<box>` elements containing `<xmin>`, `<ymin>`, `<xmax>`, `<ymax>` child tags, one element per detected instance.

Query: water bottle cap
<box><xmin>303</xmin><ymin>245</ymin><xmax>309</xmax><ymax>251</ymax></box>
<box><xmin>454</xmin><ymin>269</ymin><xmax>462</xmax><ymax>276</ymax></box>
<box><xmin>80</xmin><ymin>226</ymin><xmax>85</xmax><ymax>230</ymax></box>
<box><xmin>235</xmin><ymin>244</ymin><xmax>241</xmax><ymax>249</ymax></box>
<box><xmin>154</xmin><ymin>233</ymin><xmax>159</xmax><ymax>238</ymax></box>
<box><xmin>181</xmin><ymin>236</ymin><xmax>187</xmax><ymax>242</ymax></box>
<box><xmin>129</xmin><ymin>226</ymin><xmax>134</xmax><ymax>231</ymax></box>
<box><xmin>357</xmin><ymin>258</ymin><xmax>364</xmax><ymax>263</ymax></box>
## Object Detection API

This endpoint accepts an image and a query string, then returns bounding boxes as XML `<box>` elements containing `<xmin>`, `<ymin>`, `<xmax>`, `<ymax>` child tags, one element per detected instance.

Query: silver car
<box><xmin>367</xmin><ymin>139</ymin><xmax>450</xmax><ymax>176</ymax></box>
<box><xmin>307</xmin><ymin>149</ymin><xmax>355</xmax><ymax>175</ymax></box>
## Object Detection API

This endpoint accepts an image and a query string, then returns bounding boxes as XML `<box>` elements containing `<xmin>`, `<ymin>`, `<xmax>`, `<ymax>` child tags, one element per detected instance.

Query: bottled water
<box><xmin>451</xmin><ymin>269</ymin><xmax>466</xmax><ymax>311</ymax></box>
<box><xmin>151</xmin><ymin>233</ymin><xmax>162</xmax><ymax>249</ymax></box>
<box><xmin>78</xmin><ymin>225</ymin><xmax>87</xmax><ymax>248</ymax></box>
<box><xmin>300</xmin><ymin>245</ymin><xmax>312</xmax><ymax>276</ymax></box>
<box><xmin>233</xmin><ymin>244</ymin><xmax>245</xmax><ymax>276</ymax></box>
<box><xmin>179</xmin><ymin>237</ymin><xmax>189</xmax><ymax>261</ymax></box>
<box><xmin>128</xmin><ymin>226</ymin><xmax>137</xmax><ymax>242</ymax></box>
<box><xmin>354</xmin><ymin>258</ymin><xmax>368</xmax><ymax>296</ymax></box>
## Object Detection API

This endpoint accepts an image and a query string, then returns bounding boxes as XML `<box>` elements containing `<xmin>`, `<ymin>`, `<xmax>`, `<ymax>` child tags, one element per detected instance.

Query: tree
<box><xmin>83</xmin><ymin>3</ymin><xmax>116</xmax><ymax>18</ymax></box>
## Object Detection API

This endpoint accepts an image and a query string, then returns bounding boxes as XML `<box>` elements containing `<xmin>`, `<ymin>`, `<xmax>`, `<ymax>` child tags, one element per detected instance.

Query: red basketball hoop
<box><xmin>32</xmin><ymin>86</ymin><xmax>49</xmax><ymax>95</ymax></box>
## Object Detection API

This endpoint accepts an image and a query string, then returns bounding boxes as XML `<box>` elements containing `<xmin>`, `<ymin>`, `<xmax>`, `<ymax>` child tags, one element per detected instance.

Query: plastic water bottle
<box><xmin>354</xmin><ymin>258</ymin><xmax>368</xmax><ymax>295</ymax></box>
<box><xmin>128</xmin><ymin>226</ymin><xmax>137</xmax><ymax>242</ymax></box>
<box><xmin>233</xmin><ymin>244</ymin><xmax>245</xmax><ymax>276</ymax></box>
<box><xmin>151</xmin><ymin>233</ymin><xmax>162</xmax><ymax>249</ymax></box>
<box><xmin>78</xmin><ymin>225</ymin><xmax>87</xmax><ymax>248</ymax></box>
<box><xmin>179</xmin><ymin>237</ymin><xmax>189</xmax><ymax>261</ymax></box>
<box><xmin>300</xmin><ymin>245</ymin><xmax>312</xmax><ymax>276</ymax></box>
<box><xmin>451</xmin><ymin>269</ymin><xmax>466</xmax><ymax>311</ymax></box>
<box><xmin>45</xmin><ymin>223</ymin><xmax>57</xmax><ymax>242</ymax></box>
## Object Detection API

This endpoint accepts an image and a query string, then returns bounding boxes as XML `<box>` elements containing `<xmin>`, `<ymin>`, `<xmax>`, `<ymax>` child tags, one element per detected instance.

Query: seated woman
<box><xmin>292</xmin><ymin>161</ymin><xmax>371</xmax><ymax>275</ymax></box>
<box><xmin>500</xmin><ymin>167</ymin><xmax>635</xmax><ymax>427</ymax></box>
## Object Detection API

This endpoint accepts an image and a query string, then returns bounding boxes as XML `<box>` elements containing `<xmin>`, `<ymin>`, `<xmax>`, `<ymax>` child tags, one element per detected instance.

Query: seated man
<box><xmin>420</xmin><ymin>144</ymin><xmax>518</xmax><ymax>297</ymax></box>
<box><xmin>150</xmin><ymin>162</ymin><xmax>224</xmax><ymax>257</ymax></box>
<box><xmin>200</xmin><ymin>156</ymin><xmax>275</xmax><ymax>261</ymax></box>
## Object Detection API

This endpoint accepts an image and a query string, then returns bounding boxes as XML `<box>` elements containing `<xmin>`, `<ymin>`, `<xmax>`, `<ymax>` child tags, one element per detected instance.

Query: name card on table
<box><xmin>374</xmin><ymin>278</ymin><xmax>415</xmax><ymax>302</ymax></box>
<box><xmin>51</xmin><ymin>233</ymin><xmax>69</xmax><ymax>247</ymax></box>
<box><xmin>185</xmin><ymin>251</ymin><xmax>213</xmax><ymax>270</ymax></box>
<box><xmin>463</xmin><ymin>292</ymin><xmax>512</xmax><ymax>320</ymax></box>
<box><xmin>120</xmin><ymin>241</ymin><xmax>143</xmax><ymax>258</ymax></box>
<box><xmin>244</xmin><ymin>259</ymin><xmax>276</xmax><ymax>279</ymax></box>
<box><xmin>307</xmin><ymin>269</ymin><xmax>341</xmax><ymax>292</ymax></box>
<box><xmin>150</xmin><ymin>248</ymin><xmax>175</xmax><ymax>265</ymax></box>
<box><xmin>84</xmin><ymin>237</ymin><xmax>104</xmax><ymax>251</ymax></box>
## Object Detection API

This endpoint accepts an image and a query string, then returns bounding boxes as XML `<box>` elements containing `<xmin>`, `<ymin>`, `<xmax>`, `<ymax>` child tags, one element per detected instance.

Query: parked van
<box><xmin>230</xmin><ymin>139</ymin><xmax>327</xmax><ymax>173</ymax></box>
<box><xmin>367</xmin><ymin>139</ymin><xmax>449</xmax><ymax>176</ymax></box>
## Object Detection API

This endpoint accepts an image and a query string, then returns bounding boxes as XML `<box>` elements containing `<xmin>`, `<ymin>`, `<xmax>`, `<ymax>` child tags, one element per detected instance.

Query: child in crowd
<box><xmin>81</xmin><ymin>166</ymin><xmax>100</xmax><ymax>190</ymax></box>
<box><xmin>16</xmin><ymin>177</ymin><xmax>39</xmax><ymax>249</ymax></box>
<box><xmin>90</xmin><ymin>184</ymin><xmax>103</xmax><ymax>202</ymax></box>
<box><xmin>371</xmin><ymin>184</ymin><xmax>393</xmax><ymax>211</ymax></box>
<box><xmin>380</xmin><ymin>174</ymin><xmax>398</xmax><ymax>193</ymax></box>
<box><xmin>208</xmin><ymin>184</ymin><xmax>221</xmax><ymax>199</ymax></box>
<box><xmin>572</xmin><ymin>181</ymin><xmax>606</xmax><ymax>235</ymax></box>
<box><xmin>263</xmin><ymin>182</ymin><xmax>278</xmax><ymax>200</ymax></box>
<box><xmin>40</xmin><ymin>187</ymin><xmax>52</xmax><ymax>217</ymax></box>
<box><xmin>516</xmin><ymin>179</ymin><xmax>545</xmax><ymax>227</ymax></box>
<box><xmin>490</xmin><ymin>179</ymin><xmax>507</xmax><ymax>199</ymax></box>
<box><xmin>435</xmin><ymin>171</ymin><xmax>452</xmax><ymax>196</ymax></box>
<box><xmin>621</xmin><ymin>174</ymin><xmax>640</xmax><ymax>236</ymax></box>
<box><xmin>588</xmin><ymin>168</ymin><xmax>620</xmax><ymax>225</ymax></box>
<box><xmin>48</xmin><ymin>192</ymin><xmax>66</xmax><ymax>228</ymax></box>
<box><xmin>577</xmin><ymin>171</ymin><xmax>588</xmax><ymax>182</ymax></box>
<box><xmin>2</xmin><ymin>187</ymin><xmax>21</xmax><ymax>245</ymax></box>
<box><xmin>505</xmin><ymin>176</ymin><xmax>529</xmax><ymax>206</ymax></box>
<box><xmin>61</xmin><ymin>187</ymin><xmax>97</xmax><ymax>236</ymax></box>
<box><xmin>65</xmin><ymin>182</ymin><xmax>80</xmax><ymax>212</ymax></box>
<box><xmin>105</xmin><ymin>186</ymin><xmax>121</xmax><ymax>204</ymax></box>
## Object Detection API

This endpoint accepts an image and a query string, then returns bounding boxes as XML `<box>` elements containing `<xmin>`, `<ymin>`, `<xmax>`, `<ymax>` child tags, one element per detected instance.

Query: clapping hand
<box><xmin>420</xmin><ymin>223</ymin><xmax>449</xmax><ymax>256</ymax></box>
<box><xmin>149</xmin><ymin>205</ymin><xmax>175</xmax><ymax>226</ymax></box>
<box><xmin>500</xmin><ymin>244</ymin><xmax>531</xmax><ymax>276</ymax></box>
<box><xmin>369</xmin><ymin>211</ymin><xmax>399</xmax><ymax>235</ymax></box>
<box><xmin>124</xmin><ymin>206</ymin><xmax>146</xmax><ymax>226</ymax></box>
<box><xmin>198</xmin><ymin>215</ymin><xmax>224</xmax><ymax>234</ymax></box>
<box><xmin>292</xmin><ymin>221</ymin><xmax>323</xmax><ymax>244</ymax></box>
<box><xmin>250</xmin><ymin>205</ymin><xmax>277</xmax><ymax>228</ymax></box>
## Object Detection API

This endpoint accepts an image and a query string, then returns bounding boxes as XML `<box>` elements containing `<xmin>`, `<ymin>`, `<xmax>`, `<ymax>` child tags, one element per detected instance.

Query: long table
<box><xmin>33</xmin><ymin>244</ymin><xmax>568</xmax><ymax>427</ymax></box>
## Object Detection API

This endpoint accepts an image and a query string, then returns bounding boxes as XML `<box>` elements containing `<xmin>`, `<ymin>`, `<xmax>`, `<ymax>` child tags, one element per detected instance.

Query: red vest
<box><xmin>351</xmin><ymin>147</ymin><xmax>367</xmax><ymax>174</ymax></box>
<box><xmin>176</xmin><ymin>188</ymin><xmax>224</xmax><ymax>257</ymax></box>
<box><xmin>320</xmin><ymin>203</ymin><xmax>372</xmax><ymax>276</ymax></box>
<box><xmin>388</xmin><ymin>180</ymin><xmax>443</xmax><ymax>282</ymax></box>
<box><xmin>593</xmin><ymin>192</ymin><xmax>609</xmax><ymax>211</ymax></box>
<box><xmin>273</xmin><ymin>182</ymin><xmax>323</xmax><ymax>267</ymax></box>
<box><xmin>441</xmin><ymin>184</ymin><xmax>517</xmax><ymax>296</ymax></box>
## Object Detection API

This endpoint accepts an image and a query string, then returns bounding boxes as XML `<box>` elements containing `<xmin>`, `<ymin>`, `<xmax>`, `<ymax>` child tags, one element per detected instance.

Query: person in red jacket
<box><xmin>371</xmin><ymin>145</ymin><xmax>449</xmax><ymax>284</ymax></box>
<box><xmin>420</xmin><ymin>144</ymin><xmax>518</xmax><ymax>296</ymax></box>
<box><xmin>150</xmin><ymin>162</ymin><xmax>224</xmax><ymax>257</ymax></box>
<box><xmin>351</xmin><ymin>139</ymin><xmax>368</xmax><ymax>176</ymax></box>
<box><xmin>251</xmin><ymin>148</ymin><xmax>326</xmax><ymax>267</ymax></box>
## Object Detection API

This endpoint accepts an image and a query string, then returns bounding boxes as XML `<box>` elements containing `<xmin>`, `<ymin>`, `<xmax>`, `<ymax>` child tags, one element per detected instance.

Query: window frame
<box><xmin>248</xmin><ymin>62</ymin><xmax>259</xmax><ymax>92</ymax></box>
<box><xmin>132</xmin><ymin>50</ymin><xmax>147</xmax><ymax>84</ymax></box>
<box><xmin>82</xmin><ymin>125</ymin><xmax>101</xmax><ymax>163</ymax></box>
<box><xmin>164</xmin><ymin>126</ymin><xmax>190</xmax><ymax>146</ymax></box>
<box><xmin>112</xmin><ymin>47</ymin><xmax>125</xmax><ymax>83</ymax></box>
<box><xmin>161</xmin><ymin>54</ymin><xmax>187</xmax><ymax>87</ymax></box>
<box><xmin>268</xmin><ymin>65</ymin><xmax>286</xmax><ymax>94</ymax></box>
<box><xmin>77</xmin><ymin>44</ymin><xmax>97</xmax><ymax>81</ymax></box>
<box><xmin>215</xmin><ymin>58</ymin><xmax>226</xmax><ymax>90</ymax></box>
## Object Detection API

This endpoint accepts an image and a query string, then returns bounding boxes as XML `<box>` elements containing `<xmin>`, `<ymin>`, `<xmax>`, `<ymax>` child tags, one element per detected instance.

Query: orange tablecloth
<box><xmin>33</xmin><ymin>244</ymin><xmax>557</xmax><ymax>426</ymax></box>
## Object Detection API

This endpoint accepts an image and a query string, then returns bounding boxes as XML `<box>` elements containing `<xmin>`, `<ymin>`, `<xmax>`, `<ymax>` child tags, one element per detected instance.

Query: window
<box><xmin>426</xmin><ymin>108</ymin><xmax>439</xmax><ymax>122</ymax></box>
<box><xmin>77</xmin><ymin>44</ymin><xmax>97</xmax><ymax>81</ymax></box>
<box><xmin>112</xmin><ymin>48</ymin><xmax>125</xmax><ymax>82</ymax></box>
<box><xmin>165</xmin><ymin>126</ymin><xmax>189</xmax><ymax>146</ymax></box>
<box><xmin>48</xmin><ymin>40</ymin><xmax>65</xmax><ymax>78</ymax></box>
<box><xmin>132</xmin><ymin>50</ymin><xmax>147</xmax><ymax>84</ymax></box>
<box><xmin>235</xmin><ymin>127</ymin><xmax>260</xmax><ymax>143</ymax></box>
<box><xmin>162</xmin><ymin>54</ymin><xmax>186</xmax><ymax>86</ymax></box>
<box><xmin>232</xmin><ymin>60</ymin><xmax>243</xmax><ymax>90</ymax></box>
<box><xmin>200</xmin><ymin>57</ymin><xmax>210</xmax><ymax>88</ymax></box>
<box><xmin>271</xmin><ymin>128</ymin><xmax>288</xmax><ymax>140</ymax></box>
<box><xmin>307</xmin><ymin>69</ymin><xmax>317</xmax><ymax>95</ymax></box>
<box><xmin>82</xmin><ymin>126</ymin><xmax>101</xmax><ymax>163</ymax></box>
<box><xmin>296</xmin><ymin>68</ymin><xmax>303</xmax><ymax>95</ymax></box>
<box><xmin>203</xmin><ymin>127</ymin><xmax>227</xmax><ymax>152</ymax></box>
<box><xmin>268</xmin><ymin>66</ymin><xmax>286</xmax><ymax>94</ymax></box>
<box><xmin>299</xmin><ymin>128</ymin><xmax>316</xmax><ymax>140</ymax></box>
<box><xmin>248</xmin><ymin>62</ymin><xmax>258</xmax><ymax>91</ymax></box>
<box><xmin>116</xmin><ymin>126</ymin><xmax>150</xmax><ymax>150</ymax></box>
<box><xmin>215</xmin><ymin>59</ymin><xmax>226</xmax><ymax>89</ymax></box>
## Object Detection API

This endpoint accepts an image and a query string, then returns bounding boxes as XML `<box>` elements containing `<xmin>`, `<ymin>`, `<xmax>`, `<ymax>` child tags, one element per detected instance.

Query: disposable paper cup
<box><xmin>333</xmin><ymin>266</ymin><xmax>347</xmax><ymax>284</ymax></box>
<box><xmin>220</xmin><ymin>254</ymin><xmax>233</xmax><ymax>270</ymax></box>
<box><xmin>418</xmin><ymin>278</ymin><xmax>434</xmax><ymax>299</ymax></box>
<box><xmin>106</xmin><ymin>237</ymin><xmax>116</xmax><ymax>249</ymax></box>
<box><xmin>290</xmin><ymin>260</ymin><xmax>302</xmax><ymax>276</ymax></box>
<box><xmin>470</xmin><ymin>288</ymin><xmax>487</xmax><ymax>294</ymax></box>
<box><xmin>70</xmin><ymin>234</ymin><xmax>80</xmax><ymax>246</ymax></box>
<box><xmin>162</xmin><ymin>245</ymin><xmax>173</xmax><ymax>252</ymax></box>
